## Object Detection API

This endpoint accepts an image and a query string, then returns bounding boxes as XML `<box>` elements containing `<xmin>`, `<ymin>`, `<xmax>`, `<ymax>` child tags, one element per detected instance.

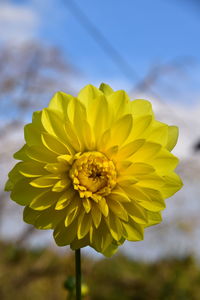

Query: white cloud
<box><xmin>0</xmin><ymin>3</ymin><xmax>39</xmax><ymax>43</ymax></box>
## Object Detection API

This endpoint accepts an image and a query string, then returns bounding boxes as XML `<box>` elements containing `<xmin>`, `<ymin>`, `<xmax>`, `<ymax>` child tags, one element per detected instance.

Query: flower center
<box><xmin>70</xmin><ymin>152</ymin><xmax>117</xmax><ymax>201</ymax></box>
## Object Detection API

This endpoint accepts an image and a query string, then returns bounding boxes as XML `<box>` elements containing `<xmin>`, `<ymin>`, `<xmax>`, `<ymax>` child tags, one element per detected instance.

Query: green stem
<box><xmin>75</xmin><ymin>249</ymin><xmax>81</xmax><ymax>300</ymax></box>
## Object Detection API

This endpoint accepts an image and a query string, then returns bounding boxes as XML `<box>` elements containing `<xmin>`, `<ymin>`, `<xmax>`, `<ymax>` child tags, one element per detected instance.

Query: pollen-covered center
<box><xmin>70</xmin><ymin>152</ymin><xmax>117</xmax><ymax>201</ymax></box>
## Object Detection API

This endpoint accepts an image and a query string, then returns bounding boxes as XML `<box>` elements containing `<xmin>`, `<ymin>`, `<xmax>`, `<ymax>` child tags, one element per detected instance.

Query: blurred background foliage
<box><xmin>1</xmin><ymin>0</ymin><xmax>200</xmax><ymax>299</ymax></box>
<box><xmin>1</xmin><ymin>240</ymin><xmax>200</xmax><ymax>300</ymax></box>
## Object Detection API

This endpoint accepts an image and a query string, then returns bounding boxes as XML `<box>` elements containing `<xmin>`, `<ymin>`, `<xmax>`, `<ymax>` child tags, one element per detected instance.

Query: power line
<box><xmin>63</xmin><ymin>0</ymin><xmax>139</xmax><ymax>82</ymax></box>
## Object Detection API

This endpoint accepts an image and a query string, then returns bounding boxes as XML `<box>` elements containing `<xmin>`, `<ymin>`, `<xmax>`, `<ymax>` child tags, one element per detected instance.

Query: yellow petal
<box><xmin>77</xmin><ymin>212</ymin><xmax>92</xmax><ymax>239</ymax></box>
<box><xmin>82</xmin><ymin>198</ymin><xmax>92</xmax><ymax>213</ymax></box>
<box><xmin>52</xmin><ymin>178</ymin><xmax>71</xmax><ymax>192</ymax></box>
<box><xmin>87</xmin><ymin>95</ymin><xmax>109</xmax><ymax>145</ymax></box>
<box><xmin>130</xmin><ymin>142</ymin><xmax>161</xmax><ymax>162</ymax></box>
<box><xmin>136</xmin><ymin>173</ymin><xmax>165</xmax><ymax>189</ymax></box>
<box><xmin>145</xmin><ymin>211</ymin><xmax>162</xmax><ymax>227</ymax></box>
<box><xmin>34</xmin><ymin>207</ymin><xmax>65</xmax><ymax>229</ymax></box>
<box><xmin>13</xmin><ymin>144</ymin><xmax>29</xmax><ymax>161</ymax></box>
<box><xmin>117</xmin><ymin>139</ymin><xmax>145</xmax><ymax>160</ymax></box>
<box><xmin>18</xmin><ymin>161</ymin><xmax>46</xmax><ymax>178</ymax></box>
<box><xmin>30</xmin><ymin>190</ymin><xmax>58</xmax><ymax>210</ymax></box>
<box><xmin>148</xmin><ymin>121</ymin><xmax>168</xmax><ymax>146</ymax></box>
<box><xmin>124</xmin><ymin>202</ymin><xmax>148</xmax><ymax>224</ymax></box>
<box><xmin>48</xmin><ymin>91</ymin><xmax>73</xmax><ymax>114</ymax></box>
<box><xmin>109</xmin><ymin>186</ymin><xmax>131</xmax><ymax>202</ymax></box>
<box><xmin>24</xmin><ymin>123</ymin><xmax>41</xmax><ymax>146</ymax></box>
<box><xmin>131</xmin><ymin>99</ymin><xmax>153</xmax><ymax>116</ymax></box>
<box><xmin>65</xmin><ymin>202</ymin><xmax>80</xmax><ymax>227</ymax></box>
<box><xmin>107</xmin><ymin>90</ymin><xmax>130</xmax><ymax>118</ymax></box>
<box><xmin>166</xmin><ymin>126</ymin><xmax>179</xmax><ymax>151</ymax></box>
<box><xmin>41</xmin><ymin>132</ymin><xmax>69</xmax><ymax>155</ymax></box>
<box><xmin>107</xmin><ymin>114</ymin><xmax>133</xmax><ymax>147</ymax></box>
<box><xmin>55</xmin><ymin>189</ymin><xmax>76</xmax><ymax>210</ymax></box>
<box><xmin>11</xmin><ymin>178</ymin><xmax>45</xmax><ymax>205</ymax></box>
<box><xmin>105</xmin><ymin>213</ymin><xmax>123</xmax><ymax>241</ymax></box>
<box><xmin>41</xmin><ymin>108</ymin><xmax>68</xmax><ymax>142</ymax></box>
<box><xmin>150</xmin><ymin>149</ymin><xmax>179</xmax><ymax>172</ymax></box>
<box><xmin>26</xmin><ymin>145</ymin><xmax>56</xmax><ymax>163</ymax></box>
<box><xmin>30</xmin><ymin>174</ymin><xmax>60</xmax><ymax>188</ymax></box>
<box><xmin>53</xmin><ymin>220</ymin><xmax>78</xmax><ymax>246</ymax></box>
<box><xmin>78</xmin><ymin>84</ymin><xmax>102</xmax><ymax>107</ymax></box>
<box><xmin>130</xmin><ymin>115</ymin><xmax>152</xmax><ymax>140</ymax></box>
<box><xmin>122</xmin><ymin>218</ymin><xmax>144</xmax><ymax>241</ymax></box>
<box><xmin>98</xmin><ymin>197</ymin><xmax>109</xmax><ymax>217</ymax></box>
<box><xmin>44</xmin><ymin>162</ymin><xmax>69</xmax><ymax>174</ymax></box>
<box><xmin>161</xmin><ymin>172</ymin><xmax>183</xmax><ymax>198</ymax></box>
<box><xmin>122</xmin><ymin>162</ymin><xmax>155</xmax><ymax>176</ymax></box>
<box><xmin>107</xmin><ymin>198</ymin><xmax>128</xmax><ymax>221</ymax></box>
<box><xmin>99</xmin><ymin>83</ymin><xmax>114</xmax><ymax>96</ymax></box>
<box><xmin>91</xmin><ymin>204</ymin><xmax>102</xmax><ymax>228</ymax></box>
<box><xmin>23</xmin><ymin>206</ymin><xmax>41</xmax><ymax>224</ymax></box>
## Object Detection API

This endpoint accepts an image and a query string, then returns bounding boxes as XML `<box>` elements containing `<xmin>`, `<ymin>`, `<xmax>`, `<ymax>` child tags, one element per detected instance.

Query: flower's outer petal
<box><xmin>145</xmin><ymin>211</ymin><xmax>162</xmax><ymax>227</ymax></box>
<box><xmin>107</xmin><ymin>114</ymin><xmax>133</xmax><ymax>147</ymax></box>
<box><xmin>44</xmin><ymin>162</ymin><xmax>69</xmax><ymax>174</ymax></box>
<box><xmin>102</xmin><ymin>242</ymin><xmax>120</xmax><ymax>257</ymax></box>
<box><xmin>105</xmin><ymin>213</ymin><xmax>123</xmax><ymax>241</ymax></box>
<box><xmin>41</xmin><ymin>108</ymin><xmax>69</xmax><ymax>143</ymax></box>
<box><xmin>34</xmin><ymin>206</ymin><xmax>65</xmax><ymax>229</ymax></box>
<box><xmin>124</xmin><ymin>202</ymin><xmax>148</xmax><ymax>224</ymax></box>
<box><xmin>13</xmin><ymin>144</ymin><xmax>29</xmax><ymax>161</ymax></box>
<box><xmin>124</xmin><ymin>185</ymin><xmax>165</xmax><ymax>212</ymax></box>
<box><xmin>116</xmin><ymin>139</ymin><xmax>145</xmax><ymax>160</ymax></box>
<box><xmin>18</xmin><ymin>161</ymin><xmax>47</xmax><ymax>178</ymax></box>
<box><xmin>48</xmin><ymin>91</ymin><xmax>73</xmax><ymax>115</ymax></box>
<box><xmin>24</xmin><ymin>111</ymin><xmax>43</xmax><ymax>146</ymax></box>
<box><xmin>130</xmin><ymin>142</ymin><xmax>161</xmax><ymax>162</ymax></box>
<box><xmin>87</xmin><ymin>95</ymin><xmax>109</xmax><ymax>145</ymax></box>
<box><xmin>99</xmin><ymin>83</ymin><xmax>114</xmax><ymax>96</ymax></box>
<box><xmin>129</xmin><ymin>115</ymin><xmax>152</xmax><ymax>140</ymax></box>
<box><xmin>147</xmin><ymin>122</ymin><xmax>168</xmax><ymax>146</ymax></box>
<box><xmin>30</xmin><ymin>174</ymin><xmax>60</xmax><ymax>188</ymax></box>
<box><xmin>77</xmin><ymin>212</ymin><xmax>92</xmax><ymax>239</ymax></box>
<box><xmin>108</xmin><ymin>198</ymin><xmax>129</xmax><ymax>221</ymax></box>
<box><xmin>23</xmin><ymin>206</ymin><xmax>41</xmax><ymax>224</ymax></box>
<box><xmin>52</xmin><ymin>178</ymin><xmax>71</xmax><ymax>192</ymax></box>
<box><xmin>131</xmin><ymin>99</ymin><xmax>153</xmax><ymax>117</ymax></box>
<box><xmin>166</xmin><ymin>126</ymin><xmax>179</xmax><ymax>151</ymax></box>
<box><xmin>54</xmin><ymin>220</ymin><xmax>78</xmax><ymax>246</ymax></box>
<box><xmin>64</xmin><ymin>119</ymin><xmax>81</xmax><ymax>153</ymax></box>
<box><xmin>136</xmin><ymin>173</ymin><xmax>165</xmax><ymax>189</ymax></box>
<box><xmin>41</xmin><ymin>132</ymin><xmax>69</xmax><ymax>155</ymax></box>
<box><xmin>91</xmin><ymin>204</ymin><xmax>102</xmax><ymax>228</ymax></box>
<box><xmin>70</xmin><ymin>235</ymin><xmax>90</xmax><ymax>250</ymax></box>
<box><xmin>98</xmin><ymin>197</ymin><xmax>109</xmax><ymax>217</ymax></box>
<box><xmin>82</xmin><ymin>198</ymin><xmax>92</xmax><ymax>213</ymax></box>
<box><xmin>26</xmin><ymin>145</ymin><xmax>56</xmax><ymax>163</ymax></box>
<box><xmin>122</xmin><ymin>218</ymin><xmax>144</xmax><ymax>241</ymax></box>
<box><xmin>24</xmin><ymin>123</ymin><xmax>41</xmax><ymax>146</ymax></box>
<box><xmin>78</xmin><ymin>84</ymin><xmax>102</xmax><ymax>107</ymax></box>
<box><xmin>55</xmin><ymin>189</ymin><xmax>76</xmax><ymax>210</ymax></box>
<box><xmin>107</xmin><ymin>90</ymin><xmax>130</xmax><ymax>119</ymax></box>
<box><xmin>121</xmin><ymin>162</ymin><xmax>155</xmax><ymax>176</ymax></box>
<box><xmin>90</xmin><ymin>221</ymin><xmax>113</xmax><ymax>253</ymax></box>
<box><xmin>160</xmin><ymin>172</ymin><xmax>183</xmax><ymax>198</ymax></box>
<box><xmin>150</xmin><ymin>149</ymin><xmax>179</xmax><ymax>172</ymax></box>
<box><xmin>108</xmin><ymin>186</ymin><xmax>131</xmax><ymax>203</ymax></box>
<box><xmin>65</xmin><ymin>197</ymin><xmax>81</xmax><ymax>227</ymax></box>
<box><xmin>11</xmin><ymin>178</ymin><xmax>45</xmax><ymax>205</ymax></box>
<box><xmin>7</xmin><ymin>162</ymin><xmax>24</xmax><ymax>185</ymax></box>
<box><xmin>29</xmin><ymin>189</ymin><xmax>58</xmax><ymax>210</ymax></box>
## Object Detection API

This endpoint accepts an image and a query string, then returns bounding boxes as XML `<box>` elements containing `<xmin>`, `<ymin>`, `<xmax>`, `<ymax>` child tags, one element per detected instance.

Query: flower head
<box><xmin>5</xmin><ymin>83</ymin><xmax>183</xmax><ymax>256</ymax></box>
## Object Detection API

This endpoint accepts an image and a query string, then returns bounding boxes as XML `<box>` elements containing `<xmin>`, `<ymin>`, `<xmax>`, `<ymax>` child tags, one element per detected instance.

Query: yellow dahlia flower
<box><xmin>5</xmin><ymin>83</ymin><xmax>182</xmax><ymax>256</ymax></box>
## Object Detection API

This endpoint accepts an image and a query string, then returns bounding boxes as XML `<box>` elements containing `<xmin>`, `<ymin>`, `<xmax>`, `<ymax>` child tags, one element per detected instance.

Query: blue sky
<box><xmin>3</xmin><ymin>0</ymin><xmax>200</xmax><ymax>103</ymax></box>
